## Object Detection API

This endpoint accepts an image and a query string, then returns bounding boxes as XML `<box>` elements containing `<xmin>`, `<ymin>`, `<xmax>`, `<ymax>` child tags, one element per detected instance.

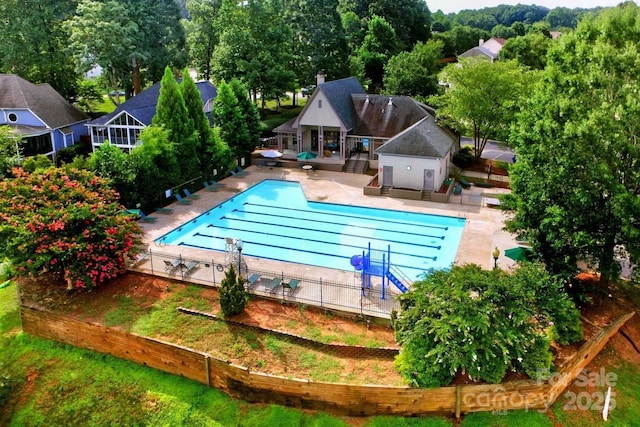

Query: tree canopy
<box><xmin>383</xmin><ymin>40</ymin><xmax>443</xmax><ymax>99</ymax></box>
<box><xmin>0</xmin><ymin>167</ymin><xmax>143</xmax><ymax>289</ymax></box>
<box><xmin>212</xmin><ymin>0</ymin><xmax>296</xmax><ymax>105</ymax></box>
<box><xmin>432</xmin><ymin>57</ymin><xmax>534</xmax><ymax>160</ymax></box>
<box><xmin>504</xmin><ymin>2</ymin><xmax>640</xmax><ymax>285</ymax></box>
<box><xmin>0</xmin><ymin>0</ymin><xmax>79</xmax><ymax>99</ymax></box>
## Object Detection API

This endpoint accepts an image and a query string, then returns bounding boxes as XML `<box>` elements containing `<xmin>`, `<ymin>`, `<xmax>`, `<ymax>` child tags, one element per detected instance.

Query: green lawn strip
<box><xmin>103</xmin><ymin>295</ymin><xmax>151</xmax><ymax>329</ymax></box>
<box><xmin>552</xmin><ymin>357</ymin><xmax>640</xmax><ymax>426</ymax></box>
<box><xmin>461</xmin><ymin>410</ymin><xmax>553</xmax><ymax>426</ymax></box>
<box><xmin>364</xmin><ymin>416</ymin><xmax>452</xmax><ymax>426</ymax></box>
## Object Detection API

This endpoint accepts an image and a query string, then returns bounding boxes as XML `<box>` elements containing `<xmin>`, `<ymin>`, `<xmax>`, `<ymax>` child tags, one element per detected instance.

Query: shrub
<box><xmin>452</xmin><ymin>146</ymin><xmax>474</xmax><ymax>168</ymax></box>
<box><xmin>0</xmin><ymin>167</ymin><xmax>143</xmax><ymax>289</ymax></box>
<box><xmin>393</xmin><ymin>263</ymin><xmax>583</xmax><ymax>387</ymax></box>
<box><xmin>219</xmin><ymin>265</ymin><xmax>247</xmax><ymax>316</ymax></box>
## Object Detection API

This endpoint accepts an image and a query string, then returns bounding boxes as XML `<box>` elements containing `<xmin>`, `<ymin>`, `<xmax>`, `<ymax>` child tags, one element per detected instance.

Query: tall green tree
<box><xmin>230</xmin><ymin>79</ymin><xmax>261</xmax><ymax>154</ymax></box>
<box><xmin>213</xmin><ymin>0</ymin><xmax>296</xmax><ymax>106</ymax></box>
<box><xmin>433</xmin><ymin>25</ymin><xmax>490</xmax><ymax>57</ymax></box>
<box><xmin>66</xmin><ymin>0</ymin><xmax>138</xmax><ymax>101</ymax></box>
<box><xmin>212</xmin><ymin>80</ymin><xmax>249</xmax><ymax>159</ymax></box>
<box><xmin>180</xmin><ymin>69</ymin><xmax>212</xmax><ymax>167</ymax></box>
<box><xmin>383</xmin><ymin>40</ymin><xmax>443</xmax><ymax>99</ymax></box>
<box><xmin>367</xmin><ymin>0</ymin><xmax>431</xmax><ymax>50</ymax></box>
<box><xmin>353</xmin><ymin>15</ymin><xmax>400</xmax><ymax>92</ymax></box>
<box><xmin>505</xmin><ymin>3</ymin><xmax>640</xmax><ymax>286</ymax></box>
<box><xmin>499</xmin><ymin>32</ymin><xmax>553</xmax><ymax>70</ymax></box>
<box><xmin>123</xmin><ymin>0</ymin><xmax>187</xmax><ymax>89</ymax></box>
<box><xmin>153</xmin><ymin>67</ymin><xmax>199</xmax><ymax>182</ymax></box>
<box><xmin>0</xmin><ymin>0</ymin><xmax>80</xmax><ymax>99</ymax></box>
<box><xmin>339</xmin><ymin>0</ymin><xmax>431</xmax><ymax>50</ymax></box>
<box><xmin>184</xmin><ymin>0</ymin><xmax>222</xmax><ymax>81</ymax></box>
<box><xmin>286</xmin><ymin>0</ymin><xmax>350</xmax><ymax>88</ymax></box>
<box><xmin>432</xmin><ymin>57</ymin><xmax>533</xmax><ymax>160</ymax></box>
<box><xmin>0</xmin><ymin>167</ymin><xmax>143</xmax><ymax>289</ymax></box>
<box><xmin>67</xmin><ymin>0</ymin><xmax>186</xmax><ymax>96</ymax></box>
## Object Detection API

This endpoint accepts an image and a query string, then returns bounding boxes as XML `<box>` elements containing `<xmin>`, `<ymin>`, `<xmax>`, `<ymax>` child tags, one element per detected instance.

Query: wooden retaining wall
<box><xmin>19</xmin><ymin>303</ymin><xmax>634</xmax><ymax>417</ymax></box>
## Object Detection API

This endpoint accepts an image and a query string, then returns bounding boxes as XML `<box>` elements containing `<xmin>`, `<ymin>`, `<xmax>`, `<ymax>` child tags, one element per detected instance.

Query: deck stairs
<box><xmin>344</xmin><ymin>159</ymin><xmax>369</xmax><ymax>174</ymax></box>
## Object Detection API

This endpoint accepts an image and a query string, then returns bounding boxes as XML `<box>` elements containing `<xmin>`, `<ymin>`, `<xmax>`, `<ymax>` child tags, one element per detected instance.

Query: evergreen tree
<box><xmin>153</xmin><ymin>66</ymin><xmax>199</xmax><ymax>182</ymax></box>
<box><xmin>230</xmin><ymin>79</ymin><xmax>261</xmax><ymax>155</ymax></box>
<box><xmin>180</xmin><ymin>68</ymin><xmax>212</xmax><ymax>173</ymax></box>
<box><xmin>212</xmin><ymin>80</ymin><xmax>249</xmax><ymax>159</ymax></box>
<box><xmin>219</xmin><ymin>265</ymin><xmax>247</xmax><ymax>316</ymax></box>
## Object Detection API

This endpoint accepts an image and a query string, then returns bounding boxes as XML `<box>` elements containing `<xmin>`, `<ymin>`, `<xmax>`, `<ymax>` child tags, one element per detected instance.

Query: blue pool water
<box><xmin>156</xmin><ymin>180</ymin><xmax>465</xmax><ymax>280</ymax></box>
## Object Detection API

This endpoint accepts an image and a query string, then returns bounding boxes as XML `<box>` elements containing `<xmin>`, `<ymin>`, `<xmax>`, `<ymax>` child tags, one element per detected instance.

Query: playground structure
<box><xmin>351</xmin><ymin>243</ymin><xmax>412</xmax><ymax>299</ymax></box>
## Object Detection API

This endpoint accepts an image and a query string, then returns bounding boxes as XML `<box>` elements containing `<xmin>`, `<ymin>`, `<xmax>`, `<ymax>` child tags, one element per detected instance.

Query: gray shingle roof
<box><xmin>318</xmin><ymin>77</ymin><xmax>366</xmax><ymax>131</ymax></box>
<box><xmin>351</xmin><ymin>95</ymin><xmax>428</xmax><ymax>138</ymax></box>
<box><xmin>0</xmin><ymin>74</ymin><xmax>88</xmax><ymax>128</ymax></box>
<box><xmin>88</xmin><ymin>80</ymin><xmax>217</xmax><ymax>126</ymax></box>
<box><xmin>375</xmin><ymin>114</ymin><xmax>455</xmax><ymax>158</ymax></box>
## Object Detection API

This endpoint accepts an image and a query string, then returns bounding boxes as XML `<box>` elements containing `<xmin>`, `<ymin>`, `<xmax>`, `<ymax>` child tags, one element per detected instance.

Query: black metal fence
<box><xmin>128</xmin><ymin>249</ymin><xmax>400</xmax><ymax>319</ymax></box>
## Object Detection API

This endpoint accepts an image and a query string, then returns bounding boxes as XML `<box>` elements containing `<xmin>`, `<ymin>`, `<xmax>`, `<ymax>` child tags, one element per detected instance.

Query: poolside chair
<box><xmin>155</xmin><ymin>207</ymin><xmax>173</xmax><ymax>215</ymax></box>
<box><xmin>163</xmin><ymin>259</ymin><xmax>181</xmax><ymax>273</ymax></box>
<box><xmin>138</xmin><ymin>211</ymin><xmax>157</xmax><ymax>223</ymax></box>
<box><xmin>174</xmin><ymin>194</ymin><xmax>192</xmax><ymax>205</ymax></box>
<box><xmin>236</xmin><ymin>166</ymin><xmax>250</xmax><ymax>175</ymax></box>
<box><xmin>203</xmin><ymin>181</ymin><xmax>219</xmax><ymax>192</ymax></box>
<box><xmin>183</xmin><ymin>188</ymin><xmax>200</xmax><ymax>199</ymax></box>
<box><xmin>264</xmin><ymin>277</ymin><xmax>281</xmax><ymax>292</ymax></box>
<box><xmin>283</xmin><ymin>279</ymin><xmax>300</xmax><ymax>294</ymax></box>
<box><xmin>180</xmin><ymin>260</ymin><xmax>199</xmax><ymax>274</ymax></box>
<box><xmin>230</xmin><ymin>170</ymin><xmax>244</xmax><ymax>178</ymax></box>
<box><xmin>246</xmin><ymin>273</ymin><xmax>261</xmax><ymax>289</ymax></box>
<box><xmin>209</xmin><ymin>180</ymin><xmax>225</xmax><ymax>187</ymax></box>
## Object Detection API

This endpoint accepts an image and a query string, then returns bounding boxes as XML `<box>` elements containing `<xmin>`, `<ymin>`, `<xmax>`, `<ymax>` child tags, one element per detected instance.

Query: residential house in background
<box><xmin>86</xmin><ymin>80</ymin><xmax>217</xmax><ymax>153</ymax></box>
<box><xmin>272</xmin><ymin>74</ymin><xmax>459</xmax><ymax>191</ymax></box>
<box><xmin>459</xmin><ymin>37</ymin><xmax>506</xmax><ymax>61</ymax></box>
<box><xmin>0</xmin><ymin>74</ymin><xmax>89</xmax><ymax>158</ymax></box>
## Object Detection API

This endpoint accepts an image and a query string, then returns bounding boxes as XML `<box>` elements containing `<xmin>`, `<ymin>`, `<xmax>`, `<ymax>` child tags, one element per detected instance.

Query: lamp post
<box><xmin>237</xmin><ymin>239</ymin><xmax>243</xmax><ymax>274</ymax></box>
<box><xmin>492</xmin><ymin>247</ymin><xmax>500</xmax><ymax>269</ymax></box>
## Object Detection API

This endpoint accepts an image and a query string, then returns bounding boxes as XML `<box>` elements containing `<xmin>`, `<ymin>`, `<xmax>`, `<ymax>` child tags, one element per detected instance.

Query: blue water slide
<box><xmin>385</xmin><ymin>270</ymin><xmax>408</xmax><ymax>293</ymax></box>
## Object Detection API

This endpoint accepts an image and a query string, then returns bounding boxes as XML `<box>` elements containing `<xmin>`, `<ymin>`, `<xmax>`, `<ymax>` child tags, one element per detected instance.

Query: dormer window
<box><xmin>318</xmin><ymin>100</ymin><xmax>322</xmax><ymax>108</ymax></box>
<box><xmin>8</xmin><ymin>113</ymin><xmax>17</xmax><ymax>122</ymax></box>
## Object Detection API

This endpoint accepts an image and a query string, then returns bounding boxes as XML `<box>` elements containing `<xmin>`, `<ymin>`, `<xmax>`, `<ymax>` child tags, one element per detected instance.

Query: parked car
<box><xmin>301</xmin><ymin>85</ymin><xmax>316</xmax><ymax>97</ymax></box>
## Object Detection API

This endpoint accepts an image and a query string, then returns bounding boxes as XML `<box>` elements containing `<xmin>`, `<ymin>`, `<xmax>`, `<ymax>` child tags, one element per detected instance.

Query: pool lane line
<box><xmin>193</xmin><ymin>227</ymin><xmax>441</xmax><ymax>260</ymax></box>
<box><xmin>207</xmin><ymin>220</ymin><xmax>443</xmax><ymax>252</ymax></box>
<box><xmin>244</xmin><ymin>202</ymin><xmax>451</xmax><ymax>231</ymax></box>
<box><xmin>179</xmin><ymin>237</ymin><xmax>437</xmax><ymax>274</ymax></box>
<box><xmin>232</xmin><ymin>208</ymin><xmax>447</xmax><ymax>240</ymax></box>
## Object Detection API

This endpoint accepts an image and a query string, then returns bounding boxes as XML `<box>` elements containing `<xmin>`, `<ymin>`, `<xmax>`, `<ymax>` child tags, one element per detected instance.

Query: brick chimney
<box><xmin>316</xmin><ymin>70</ymin><xmax>325</xmax><ymax>85</ymax></box>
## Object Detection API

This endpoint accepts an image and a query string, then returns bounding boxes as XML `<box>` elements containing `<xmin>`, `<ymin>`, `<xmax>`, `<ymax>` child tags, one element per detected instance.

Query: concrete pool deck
<box><xmin>137</xmin><ymin>165</ymin><xmax>521</xmax><ymax>283</ymax></box>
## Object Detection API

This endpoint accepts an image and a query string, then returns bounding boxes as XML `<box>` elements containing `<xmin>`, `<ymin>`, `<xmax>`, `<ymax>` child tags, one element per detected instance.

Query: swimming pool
<box><xmin>156</xmin><ymin>180</ymin><xmax>465</xmax><ymax>280</ymax></box>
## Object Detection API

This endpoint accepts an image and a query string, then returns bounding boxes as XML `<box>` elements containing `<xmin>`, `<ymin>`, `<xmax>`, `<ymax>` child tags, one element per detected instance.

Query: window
<box><xmin>8</xmin><ymin>113</ymin><xmax>17</xmax><ymax>122</ymax></box>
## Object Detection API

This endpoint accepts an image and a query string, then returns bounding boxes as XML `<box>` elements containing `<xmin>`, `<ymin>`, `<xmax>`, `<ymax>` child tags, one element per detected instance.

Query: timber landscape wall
<box><xmin>19</xmin><ymin>303</ymin><xmax>634</xmax><ymax>417</ymax></box>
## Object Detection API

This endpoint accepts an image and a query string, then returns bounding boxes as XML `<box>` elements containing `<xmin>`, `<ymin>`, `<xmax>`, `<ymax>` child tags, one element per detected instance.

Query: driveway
<box><xmin>461</xmin><ymin>137</ymin><xmax>516</xmax><ymax>163</ymax></box>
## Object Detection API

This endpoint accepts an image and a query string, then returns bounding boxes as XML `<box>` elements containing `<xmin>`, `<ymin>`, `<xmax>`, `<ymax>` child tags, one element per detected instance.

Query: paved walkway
<box><xmin>132</xmin><ymin>166</ymin><xmax>523</xmax><ymax>317</ymax></box>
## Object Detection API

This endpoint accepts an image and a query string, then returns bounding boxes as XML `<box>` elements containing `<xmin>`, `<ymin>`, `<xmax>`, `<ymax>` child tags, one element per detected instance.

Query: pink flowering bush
<box><xmin>0</xmin><ymin>167</ymin><xmax>143</xmax><ymax>289</ymax></box>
